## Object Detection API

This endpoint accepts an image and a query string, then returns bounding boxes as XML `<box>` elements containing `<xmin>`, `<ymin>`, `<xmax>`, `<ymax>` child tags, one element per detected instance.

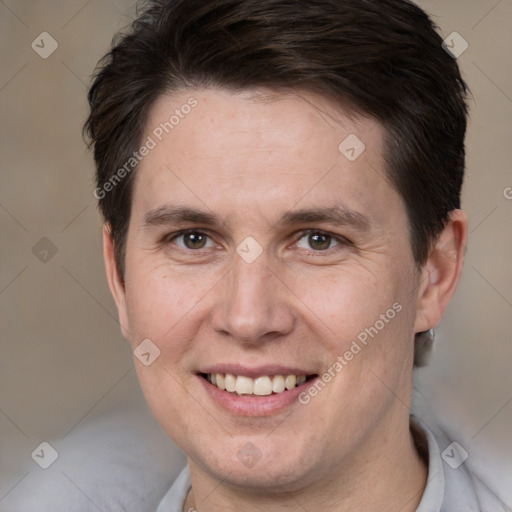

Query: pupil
<box><xmin>310</xmin><ymin>233</ymin><xmax>330</xmax><ymax>250</ymax></box>
<box><xmin>185</xmin><ymin>232</ymin><xmax>206</xmax><ymax>249</ymax></box>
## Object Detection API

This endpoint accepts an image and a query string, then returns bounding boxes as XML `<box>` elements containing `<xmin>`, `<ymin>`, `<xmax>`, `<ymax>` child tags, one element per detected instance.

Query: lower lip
<box><xmin>198</xmin><ymin>375</ymin><xmax>318</xmax><ymax>417</ymax></box>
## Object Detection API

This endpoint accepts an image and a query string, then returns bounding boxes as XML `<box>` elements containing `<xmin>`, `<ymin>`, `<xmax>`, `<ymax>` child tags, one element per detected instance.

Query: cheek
<box><xmin>292</xmin><ymin>263</ymin><xmax>415</xmax><ymax>397</ymax></box>
<box><xmin>289</xmin><ymin>266</ymin><xmax>398</xmax><ymax>343</ymax></box>
<box><xmin>123</xmin><ymin>260</ymin><xmax>216</xmax><ymax>349</ymax></box>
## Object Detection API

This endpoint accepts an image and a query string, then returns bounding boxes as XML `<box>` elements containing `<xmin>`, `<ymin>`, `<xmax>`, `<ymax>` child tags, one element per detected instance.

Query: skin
<box><xmin>103</xmin><ymin>87</ymin><xmax>468</xmax><ymax>512</ymax></box>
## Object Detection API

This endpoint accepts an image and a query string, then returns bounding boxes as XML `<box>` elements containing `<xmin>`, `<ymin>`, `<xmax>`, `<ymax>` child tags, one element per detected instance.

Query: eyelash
<box><xmin>162</xmin><ymin>229</ymin><xmax>352</xmax><ymax>254</ymax></box>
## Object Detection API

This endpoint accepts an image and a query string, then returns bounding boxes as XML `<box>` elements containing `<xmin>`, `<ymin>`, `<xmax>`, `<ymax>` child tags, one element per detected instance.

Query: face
<box><xmin>108</xmin><ymin>87</ymin><xmax>428</xmax><ymax>491</ymax></box>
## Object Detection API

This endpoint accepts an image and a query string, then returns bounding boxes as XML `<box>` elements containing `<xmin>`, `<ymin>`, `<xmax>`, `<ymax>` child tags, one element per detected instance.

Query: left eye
<box><xmin>171</xmin><ymin>230</ymin><xmax>215</xmax><ymax>250</ymax></box>
<box><xmin>295</xmin><ymin>231</ymin><xmax>342</xmax><ymax>251</ymax></box>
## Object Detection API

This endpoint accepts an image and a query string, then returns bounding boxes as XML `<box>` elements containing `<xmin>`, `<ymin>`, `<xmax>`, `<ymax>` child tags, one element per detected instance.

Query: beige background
<box><xmin>1</xmin><ymin>0</ymin><xmax>511</xmax><ymax>508</ymax></box>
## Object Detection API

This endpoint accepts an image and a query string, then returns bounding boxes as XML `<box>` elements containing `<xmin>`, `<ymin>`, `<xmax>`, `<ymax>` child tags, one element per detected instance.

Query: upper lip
<box><xmin>199</xmin><ymin>364</ymin><xmax>318</xmax><ymax>379</ymax></box>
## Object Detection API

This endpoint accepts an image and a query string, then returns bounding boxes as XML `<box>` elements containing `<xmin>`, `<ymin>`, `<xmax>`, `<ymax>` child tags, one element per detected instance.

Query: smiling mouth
<box><xmin>200</xmin><ymin>373</ymin><xmax>317</xmax><ymax>396</ymax></box>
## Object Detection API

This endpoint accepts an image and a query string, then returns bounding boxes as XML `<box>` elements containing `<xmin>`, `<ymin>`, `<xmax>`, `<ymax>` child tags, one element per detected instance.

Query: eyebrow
<box><xmin>278</xmin><ymin>206</ymin><xmax>371</xmax><ymax>232</ymax></box>
<box><xmin>142</xmin><ymin>204</ymin><xmax>372</xmax><ymax>233</ymax></box>
<box><xmin>143</xmin><ymin>205</ymin><xmax>221</xmax><ymax>228</ymax></box>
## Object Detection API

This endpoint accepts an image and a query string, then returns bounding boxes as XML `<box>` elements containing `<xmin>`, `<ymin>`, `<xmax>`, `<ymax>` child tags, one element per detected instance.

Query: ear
<box><xmin>414</xmin><ymin>209</ymin><xmax>468</xmax><ymax>333</ymax></box>
<box><xmin>103</xmin><ymin>223</ymin><xmax>131</xmax><ymax>339</ymax></box>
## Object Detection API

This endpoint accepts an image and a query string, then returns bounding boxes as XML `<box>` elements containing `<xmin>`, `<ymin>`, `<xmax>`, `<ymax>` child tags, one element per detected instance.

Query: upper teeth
<box><xmin>206</xmin><ymin>373</ymin><xmax>308</xmax><ymax>395</ymax></box>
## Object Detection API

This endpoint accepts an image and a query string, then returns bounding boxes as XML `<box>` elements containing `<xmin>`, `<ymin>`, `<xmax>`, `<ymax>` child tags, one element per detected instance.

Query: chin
<box><xmin>189</xmin><ymin>435</ymin><xmax>323</xmax><ymax>492</ymax></box>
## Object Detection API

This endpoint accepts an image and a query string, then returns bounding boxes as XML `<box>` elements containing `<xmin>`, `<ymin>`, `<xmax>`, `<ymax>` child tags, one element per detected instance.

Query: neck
<box><xmin>184</xmin><ymin>414</ymin><xmax>427</xmax><ymax>512</ymax></box>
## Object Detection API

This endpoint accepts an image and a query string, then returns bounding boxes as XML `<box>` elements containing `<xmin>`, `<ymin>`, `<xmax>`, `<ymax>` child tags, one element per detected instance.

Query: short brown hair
<box><xmin>84</xmin><ymin>0</ymin><xmax>469</xmax><ymax>280</ymax></box>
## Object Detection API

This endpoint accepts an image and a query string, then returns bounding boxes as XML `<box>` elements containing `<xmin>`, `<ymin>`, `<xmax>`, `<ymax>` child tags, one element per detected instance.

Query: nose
<box><xmin>211</xmin><ymin>251</ymin><xmax>295</xmax><ymax>346</ymax></box>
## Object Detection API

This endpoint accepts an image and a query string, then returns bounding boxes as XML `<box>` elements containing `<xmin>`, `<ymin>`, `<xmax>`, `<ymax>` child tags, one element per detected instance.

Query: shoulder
<box><xmin>156</xmin><ymin>466</ymin><xmax>191</xmax><ymax>512</ymax></box>
<box><xmin>415</xmin><ymin>417</ymin><xmax>510</xmax><ymax>512</ymax></box>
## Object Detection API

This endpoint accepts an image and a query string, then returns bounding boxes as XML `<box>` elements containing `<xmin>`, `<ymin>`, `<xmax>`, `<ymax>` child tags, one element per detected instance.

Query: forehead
<box><xmin>131</xmin><ymin>87</ymin><xmax>403</xmax><ymax>231</ymax></box>
<box><xmin>144</xmin><ymin>87</ymin><xmax>375</xmax><ymax>160</ymax></box>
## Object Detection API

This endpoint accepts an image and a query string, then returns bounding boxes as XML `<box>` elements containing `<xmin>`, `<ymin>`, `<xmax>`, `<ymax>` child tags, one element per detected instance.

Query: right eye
<box><xmin>166</xmin><ymin>230</ymin><xmax>216</xmax><ymax>251</ymax></box>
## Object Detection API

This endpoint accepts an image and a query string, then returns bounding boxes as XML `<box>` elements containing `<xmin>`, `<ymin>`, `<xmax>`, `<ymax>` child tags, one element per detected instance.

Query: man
<box><xmin>85</xmin><ymin>0</ymin><xmax>495</xmax><ymax>510</ymax></box>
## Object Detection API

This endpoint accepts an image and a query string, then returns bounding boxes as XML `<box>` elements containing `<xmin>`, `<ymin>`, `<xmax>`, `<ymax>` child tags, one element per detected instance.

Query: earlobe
<box><xmin>413</xmin><ymin>209</ymin><xmax>468</xmax><ymax>334</ymax></box>
<box><xmin>102</xmin><ymin>224</ymin><xmax>131</xmax><ymax>339</ymax></box>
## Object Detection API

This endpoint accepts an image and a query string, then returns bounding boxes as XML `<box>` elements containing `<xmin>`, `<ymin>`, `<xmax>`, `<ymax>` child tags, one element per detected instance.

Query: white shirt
<box><xmin>156</xmin><ymin>416</ymin><xmax>508</xmax><ymax>511</ymax></box>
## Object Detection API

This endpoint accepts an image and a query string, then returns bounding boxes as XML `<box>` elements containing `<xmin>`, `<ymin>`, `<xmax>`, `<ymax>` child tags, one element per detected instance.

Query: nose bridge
<box><xmin>213</xmin><ymin>251</ymin><xmax>294</xmax><ymax>343</ymax></box>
